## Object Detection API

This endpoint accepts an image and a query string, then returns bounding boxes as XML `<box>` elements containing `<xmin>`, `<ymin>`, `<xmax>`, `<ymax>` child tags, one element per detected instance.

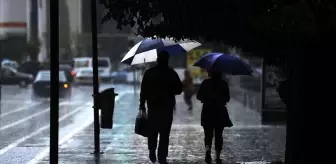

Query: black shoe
<box><xmin>158</xmin><ymin>158</ymin><xmax>168</xmax><ymax>164</ymax></box>
<box><xmin>149</xmin><ymin>150</ymin><xmax>156</xmax><ymax>163</ymax></box>
<box><xmin>216</xmin><ymin>158</ymin><xmax>222</xmax><ymax>164</ymax></box>
<box><xmin>205</xmin><ymin>151</ymin><xmax>212</xmax><ymax>164</ymax></box>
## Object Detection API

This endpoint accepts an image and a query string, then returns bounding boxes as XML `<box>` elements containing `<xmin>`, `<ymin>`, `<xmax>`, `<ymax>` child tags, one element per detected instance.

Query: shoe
<box><xmin>215</xmin><ymin>150</ymin><xmax>222</xmax><ymax>164</ymax></box>
<box><xmin>215</xmin><ymin>158</ymin><xmax>222</xmax><ymax>164</ymax></box>
<box><xmin>158</xmin><ymin>158</ymin><xmax>168</xmax><ymax>164</ymax></box>
<box><xmin>149</xmin><ymin>150</ymin><xmax>157</xmax><ymax>163</ymax></box>
<box><xmin>205</xmin><ymin>151</ymin><xmax>212</xmax><ymax>164</ymax></box>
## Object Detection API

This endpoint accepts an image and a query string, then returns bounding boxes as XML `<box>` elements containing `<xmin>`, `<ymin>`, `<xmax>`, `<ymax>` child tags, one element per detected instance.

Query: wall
<box><xmin>0</xmin><ymin>0</ymin><xmax>27</xmax><ymax>61</ymax></box>
<box><xmin>0</xmin><ymin>0</ymin><xmax>27</xmax><ymax>36</ymax></box>
<box><xmin>65</xmin><ymin>0</ymin><xmax>81</xmax><ymax>34</ymax></box>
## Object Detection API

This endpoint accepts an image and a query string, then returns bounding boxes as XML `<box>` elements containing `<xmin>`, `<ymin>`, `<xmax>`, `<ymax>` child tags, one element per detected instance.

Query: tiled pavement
<box><xmin>38</xmin><ymin>93</ymin><xmax>286</xmax><ymax>164</ymax></box>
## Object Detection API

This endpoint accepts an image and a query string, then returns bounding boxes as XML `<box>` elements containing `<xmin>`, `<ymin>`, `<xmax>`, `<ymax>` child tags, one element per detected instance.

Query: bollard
<box><xmin>97</xmin><ymin>88</ymin><xmax>118</xmax><ymax>129</ymax></box>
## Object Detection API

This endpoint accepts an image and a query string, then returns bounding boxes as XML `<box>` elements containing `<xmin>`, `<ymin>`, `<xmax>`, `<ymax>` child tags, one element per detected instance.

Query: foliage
<box><xmin>100</xmin><ymin>0</ymin><xmax>336</xmax><ymax>68</ymax></box>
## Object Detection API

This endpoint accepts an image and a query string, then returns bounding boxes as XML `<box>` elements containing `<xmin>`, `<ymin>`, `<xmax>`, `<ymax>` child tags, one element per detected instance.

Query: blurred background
<box><xmin>0</xmin><ymin>0</ymin><xmax>286</xmax><ymax>163</ymax></box>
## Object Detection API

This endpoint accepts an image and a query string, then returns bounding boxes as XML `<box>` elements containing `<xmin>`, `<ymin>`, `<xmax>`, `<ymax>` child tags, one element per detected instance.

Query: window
<box><xmin>74</xmin><ymin>60</ymin><xmax>90</xmax><ymax>68</ymax></box>
<box><xmin>1</xmin><ymin>67</ymin><xmax>15</xmax><ymax>77</ymax></box>
<box><xmin>98</xmin><ymin>60</ymin><xmax>109</xmax><ymax>67</ymax></box>
<box><xmin>36</xmin><ymin>71</ymin><xmax>67</xmax><ymax>82</ymax></box>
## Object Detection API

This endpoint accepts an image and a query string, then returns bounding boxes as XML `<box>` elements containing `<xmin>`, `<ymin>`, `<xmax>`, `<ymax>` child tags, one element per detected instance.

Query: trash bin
<box><xmin>97</xmin><ymin>88</ymin><xmax>118</xmax><ymax>129</ymax></box>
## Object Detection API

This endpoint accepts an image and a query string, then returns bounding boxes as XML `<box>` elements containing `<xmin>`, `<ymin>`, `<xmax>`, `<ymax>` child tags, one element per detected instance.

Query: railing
<box><xmin>230</xmin><ymin>86</ymin><xmax>261</xmax><ymax>113</ymax></box>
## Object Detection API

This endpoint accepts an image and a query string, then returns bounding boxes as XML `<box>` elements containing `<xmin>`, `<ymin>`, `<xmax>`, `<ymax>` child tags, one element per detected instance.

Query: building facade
<box><xmin>0</xmin><ymin>0</ymin><xmax>71</xmax><ymax>62</ymax></box>
<box><xmin>66</xmin><ymin>0</ymin><xmax>135</xmax><ymax>70</ymax></box>
<box><xmin>0</xmin><ymin>0</ymin><xmax>27</xmax><ymax>36</ymax></box>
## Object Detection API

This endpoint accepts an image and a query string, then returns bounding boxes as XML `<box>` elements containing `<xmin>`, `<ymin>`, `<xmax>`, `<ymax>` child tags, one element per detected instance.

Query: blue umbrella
<box><xmin>193</xmin><ymin>52</ymin><xmax>253</xmax><ymax>75</ymax></box>
<box><xmin>121</xmin><ymin>38</ymin><xmax>201</xmax><ymax>65</ymax></box>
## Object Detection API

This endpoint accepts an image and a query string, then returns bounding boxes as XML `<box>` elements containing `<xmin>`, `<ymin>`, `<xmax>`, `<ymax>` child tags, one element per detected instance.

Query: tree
<box><xmin>101</xmin><ymin>0</ymin><xmax>335</xmax><ymax>65</ymax></box>
<box><xmin>100</xmin><ymin>1</ymin><xmax>335</xmax><ymax>163</ymax></box>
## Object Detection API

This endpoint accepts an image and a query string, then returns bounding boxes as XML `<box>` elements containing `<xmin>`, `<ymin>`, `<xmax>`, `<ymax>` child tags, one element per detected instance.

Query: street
<box><xmin>0</xmin><ymin>84</ymin><xmax>135</xmax><ymax>164</ymax></box>
<box><xmin>0</xmin><ymin>84</ymin><xmax>286</xmax><ymax>164</ymax></box>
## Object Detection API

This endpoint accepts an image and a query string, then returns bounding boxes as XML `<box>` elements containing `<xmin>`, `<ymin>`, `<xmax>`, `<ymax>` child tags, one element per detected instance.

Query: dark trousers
<box><xmin>148</xmin><ymin>123</ymin><xmax>172</xmax><ymax>160</ymax></box>
<box><xmin>203</xmin><ymin>126</ymin><xmax>224</xmax><ymax>152</ymax></box>
<box><xmin>183</xmin><ymin>92</ymin><xmax>193</xmax><ymax>107</ymax></box>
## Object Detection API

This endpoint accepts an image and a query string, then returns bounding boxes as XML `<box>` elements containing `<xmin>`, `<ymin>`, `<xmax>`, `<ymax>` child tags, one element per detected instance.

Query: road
<box><xmin>0</xmin><ymin>84</ymin><xmax>286</xmax><ymax>164</ymax></box>
<box><xmin>0</xmin><ymin>84</ymin><xmax>134</xmax><ymax>164</ymax></box>
<box><xmin>41</xmin><ymin>93</ymin><xmax>285</xmax><ymax>164</ymax></box>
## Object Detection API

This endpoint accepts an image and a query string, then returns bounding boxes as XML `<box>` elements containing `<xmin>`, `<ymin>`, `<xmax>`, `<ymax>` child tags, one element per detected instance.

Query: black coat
<box><xmin>197</xmin><ymin>78</ymin><xmax>233</xmax><ymax>127</ymax></box>
<box><xmin>140</xmin><ymin>65</ymin><xmax>183</xmax><ymax>129</ymax></box>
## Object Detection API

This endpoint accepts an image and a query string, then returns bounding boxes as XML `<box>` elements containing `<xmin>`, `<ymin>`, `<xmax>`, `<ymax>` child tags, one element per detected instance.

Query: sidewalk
<box><xmin>38</xmin><ymin>93</ymin><xmax>286</xmax><ymax>164</ymax></box>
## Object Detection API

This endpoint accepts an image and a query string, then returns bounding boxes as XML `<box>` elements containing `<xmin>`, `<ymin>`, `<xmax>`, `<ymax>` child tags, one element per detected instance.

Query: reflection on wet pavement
<box><xmin>37</xmin><ymin>93</ymin><xmax>286</xmax><ymax>164</ymax></box>
<box><xmin>0</xmin><ymin>84</ymin><xmax>133</xmax><ymax>164</ymax></box>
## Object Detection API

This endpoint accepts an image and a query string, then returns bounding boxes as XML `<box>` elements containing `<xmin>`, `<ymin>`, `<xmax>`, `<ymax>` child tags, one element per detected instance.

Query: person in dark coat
<box><xmin>139</xmin><ymin>50</ymin><xmax>183</xmax><ymax>164</ymax></box>
<box><xmin>196</xmin><ymin>71</ymin><xmax>233</xmax><ymax>164</ymax></box>
<box><xmin>183</xmin><ymin>69</ymin><xmax>194</xmax><ymax>110</ymax></box>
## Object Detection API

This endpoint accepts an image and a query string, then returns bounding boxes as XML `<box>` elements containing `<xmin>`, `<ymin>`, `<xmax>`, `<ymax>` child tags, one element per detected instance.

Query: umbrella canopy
<box><xmin>121</xmin><ymin>38</ymin><xmax>201</xmax><ymax>65</ymax></box>
<box><xmin>193</xmin><ymin>52</ymin><xmax>253</xmax><ymax>75</ymax></box>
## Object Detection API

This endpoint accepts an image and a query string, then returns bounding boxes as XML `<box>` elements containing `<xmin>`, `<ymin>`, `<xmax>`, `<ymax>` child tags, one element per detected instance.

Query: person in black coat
<box><xmin>139</xmin><ymin>50</ymin><xmax>183</xmax><ymax>164</ymax></box>
<box><xmin>196</xmin><ymin>71</ymin><xmax>233</xmax><ymax>164</ymax></box>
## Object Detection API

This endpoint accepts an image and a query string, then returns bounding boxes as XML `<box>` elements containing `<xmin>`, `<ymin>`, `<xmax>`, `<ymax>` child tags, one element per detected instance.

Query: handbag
<box><xmin>134</xmin><ymin>110</ymin><xmax>149</xmax><ymax>137</ymax></box>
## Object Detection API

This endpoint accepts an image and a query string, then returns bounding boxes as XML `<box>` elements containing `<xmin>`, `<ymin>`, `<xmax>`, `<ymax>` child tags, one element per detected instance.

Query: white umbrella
<box><xmin>121</xmin><ymin>38</ymin><xmax>201</xmax><ymax>65</ymax></box>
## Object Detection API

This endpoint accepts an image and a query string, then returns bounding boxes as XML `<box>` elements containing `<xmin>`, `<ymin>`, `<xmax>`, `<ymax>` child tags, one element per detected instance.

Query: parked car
<box><xmin>31</xmin><ymin>70</ymin><xmax>72</xmax><ymax>101</ymax></box>
<box><xmin>1</xmin><ymin>59</ymin><xmax>19</xmax><ymax>70</ymax></box>
<box><xmin>17</xmin><ymin>61</ymin><xmax>43</xmax><ymax>78</ymax></box>
<box><xmin>0</xmin><ymin>66</ymin><xmax>34</xmax><ymax>88</ymax></box>
<box><xmin>73</xmin><ymin>57</ymin><xmax>112</xmax><ymax>84</ymax></box>
<box><xmin>111</xmin><ymin>71</ymin><xmax>128</xmax><ymax>83</ymax></box>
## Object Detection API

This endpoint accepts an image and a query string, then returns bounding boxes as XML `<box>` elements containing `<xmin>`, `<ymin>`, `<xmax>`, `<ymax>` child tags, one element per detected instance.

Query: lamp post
<box><xmin>49</xmin><ymin>0</ymin><xmax>59</xmax><ymax>163</ymax></box>
<box><xmin>90</xmin><ymin>0</ymin><xmax>101</xmax><ymax>155</ymax></box>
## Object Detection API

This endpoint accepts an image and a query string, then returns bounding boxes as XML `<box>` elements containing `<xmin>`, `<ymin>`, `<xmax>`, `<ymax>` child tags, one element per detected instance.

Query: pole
<box><xmin>49</xmin><ymin>0</ymin><xmax>59</xmax><ymax>163</ymax></box>
<box><xmin>45</xmin><ymin>0</ymin><xmax>50</xmax><ymax>61</ymax></box>
<box><xmin>27</xmin><ymin>0</ymin><xmax>38</xmax><ymax>43</ymax></box>
<box><xmin>133</xmin><ymin>68</ymin><xmax>136</xmax><ymax>95</ymax></box>
<box><xmin>90</xmin><ymin>0</ymin><xmax>101</xmax><ymax>155</ymax></box>
<box><xmin>0</xmin><ymin>36</ymin><xmax>4</xmax><ymax>107</ymax></box>
<box><xmin>261</xmin><ymin>58</ymin><xmax>266</xmax><ymax>110</ymax></box>
<box><xmin>0</xmin><ymin>44</ymin><xmax>2</xmax><ymax>109</ymax></box>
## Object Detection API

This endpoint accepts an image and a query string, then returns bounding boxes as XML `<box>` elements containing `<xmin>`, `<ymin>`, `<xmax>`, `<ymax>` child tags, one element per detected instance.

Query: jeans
<box><xmin>148</xmin><ymin>123</ymin><xmax>172</xmax><ymax>160</ymax></box>
<box><xmin>203</xmin><ymin>126</ymin><xmax>224</xmax><ymax>152</ymax></box>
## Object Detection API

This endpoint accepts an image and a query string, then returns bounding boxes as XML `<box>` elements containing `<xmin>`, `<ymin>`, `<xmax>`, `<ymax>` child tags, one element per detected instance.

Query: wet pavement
<box><xmin>0</xmin><ymin>84</ymin><xmax>134</xmax><ymax>164</ymax></box>
<box><xmin>33</xmin><ymin>92</ymin><xmax>286</xmax><ymax>164</ymax></box>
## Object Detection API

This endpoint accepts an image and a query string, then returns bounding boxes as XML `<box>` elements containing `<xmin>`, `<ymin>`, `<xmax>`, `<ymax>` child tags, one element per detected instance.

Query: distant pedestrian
<box><xmin>196</xmin><ymin>71</ymin><xmax>233</xmax><ymax>164</ymax></box>
<box><xmin>182</xmin><ymin>69</ymin><xmax>194</xmax><ymax>110</ymax></box>
<box><xmin>139</xmin><ymin>50</ymin><xmax>183</xmax><ymax>164</ymax></box>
